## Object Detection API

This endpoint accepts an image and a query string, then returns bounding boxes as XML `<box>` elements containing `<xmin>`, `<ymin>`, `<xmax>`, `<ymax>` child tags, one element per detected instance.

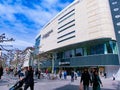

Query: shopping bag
<box><xmin>79</xmin><ymin>83</ymin><xmax>83</xmax><ymax>90</ymax></box>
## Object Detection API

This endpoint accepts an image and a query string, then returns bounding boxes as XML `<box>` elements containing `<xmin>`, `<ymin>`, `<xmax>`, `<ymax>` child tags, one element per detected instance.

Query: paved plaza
<box><xmin>0</xmin><ymin>75</ymin><xmax>120</xmax><ymax>90</ymax></box>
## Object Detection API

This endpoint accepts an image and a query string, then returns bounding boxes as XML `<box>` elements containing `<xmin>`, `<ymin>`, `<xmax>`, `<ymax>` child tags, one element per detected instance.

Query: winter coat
<box><xmin>0</xmin><ymin>67</ymin><xmax>3</xmax><ymax>76</ymax></box>
<box><xmin>24</xmin><ymin>70</ymin><xmax>34</xmax><ymax>85</ymax></box>
<box><xmin>80</xmin><ymin>71</ymin><xmax>91</xmax><ymax>85</ymax></box>
<box><xmin>92</xmin><ymin>74</ymin><xmax>102</xmax><ymax>90</ymax></box>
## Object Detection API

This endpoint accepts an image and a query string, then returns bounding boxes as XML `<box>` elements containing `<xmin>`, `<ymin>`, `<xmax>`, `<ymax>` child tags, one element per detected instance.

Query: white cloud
<box><xmin>2</xmin><ymin>39</ymin><xmax>33</xmax><ymax>50</ymax></box>
<box><xmin>0</xmin><ymin>0</ymin><xmax>74</xmax><ymax>50</ymax></box>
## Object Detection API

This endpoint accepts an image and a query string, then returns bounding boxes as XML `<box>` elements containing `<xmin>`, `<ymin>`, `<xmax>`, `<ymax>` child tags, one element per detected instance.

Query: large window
<box><xmin>106</xmin><ymin>42</ymin><xmax>113</xmax><ymax>53</ymax></box>
<box><xmin>75</xmin><ymin>48</ymin><xmax>83</xmax><ymax>56</ymax></box>
<box><xmin>90</xmin><ymin>44</ymin><xmax>104</xmax><ymax>55</ymax></box>
<box><xmin>64</xmin><ymin>50</ymin><xmax>74</xmax><ymax>58</ymax></box>
<box><xmin>57</xmin><ymin>52</ymin><xmax>63</xmax><ymax>59</ymax></box>
<box><xmin>35</xmin><ymin>35</ymin><xmax>41</xmax><ymax>54</ymax></box>
<box><xmin>105</xmin><ymin>41</ymin><xmax>118</xmax><ymax>54</ymax></box>
<box><xmin>35</xmin><ymin>35</ymin><xmax>41</xmax><ymax>47</ymax></box>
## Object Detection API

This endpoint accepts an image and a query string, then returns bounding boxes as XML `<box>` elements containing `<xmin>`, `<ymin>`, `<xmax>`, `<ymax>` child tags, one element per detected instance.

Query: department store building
<box><xmin>35</xmin><ymin>0</ymin><xmax>120</xmax><ymax>77</ymax></box>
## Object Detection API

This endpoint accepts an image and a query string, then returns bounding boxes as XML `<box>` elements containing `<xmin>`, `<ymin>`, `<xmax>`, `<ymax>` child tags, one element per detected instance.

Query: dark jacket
<box><xmin>24</xmin><ymin>70</ymin><xmax>34</xmax><ymax>85</ymax></box>
<box><xmin>92</xmin><ymin>74</ymin><xmax>102</xmax><ymax>86</ymax></box>
<box><xmin>0</xmin><ymin>67</ymin><xmax>3</xmax><ymax>76</ymax></box>
<box><xmin>80</xmin><ymin>71</ymin><xmax>91</xmax><ymax>85</ymax></box>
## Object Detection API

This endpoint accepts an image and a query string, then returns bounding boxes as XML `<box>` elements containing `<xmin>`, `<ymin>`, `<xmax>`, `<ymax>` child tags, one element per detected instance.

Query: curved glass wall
<box><xmin>57</xmin><ymin>40</ymin><xmax>118</xmax><ymax>60</ymax></box>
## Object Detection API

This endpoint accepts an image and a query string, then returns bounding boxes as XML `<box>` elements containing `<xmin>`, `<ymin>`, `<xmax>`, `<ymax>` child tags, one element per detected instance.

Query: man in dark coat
<box><xmin>0</xmin><ymin>65</ymin><xmax>3</xmax><ymax>79</ymax></box>
<box><xmin>24</xmin><ymin>66</ymin><xmax>34</xmax><ymax>90</ymax></box>
<box><xmin>80</xmin><ymin>68</ymin><xmax>92</xmax><ymax>90</ymax></box>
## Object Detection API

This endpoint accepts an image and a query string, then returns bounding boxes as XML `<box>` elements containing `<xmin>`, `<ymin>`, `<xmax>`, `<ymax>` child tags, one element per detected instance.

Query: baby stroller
<box><xmin>9</xmin><ymin>73</ymin><xmax>24</xmax><ymax>90</ymax></box>
<box><xmin>9</xmin><ymin>79</ymin><xmax>24</xmax><ymax>90</ymax></box>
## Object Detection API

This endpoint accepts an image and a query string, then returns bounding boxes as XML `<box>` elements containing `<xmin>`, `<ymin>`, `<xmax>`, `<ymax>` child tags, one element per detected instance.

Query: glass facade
<box><xmin>75</xmin><ymin>48</ymin><xmax>83</xmax><ymax>56</ymax></box>
<box><xmin>90</xmin><ymin>44</ymin><xmax>104</xmax><ymax>55</ymax></box>
<box><xmin>34</xmin><ymin>35</ymin><xmax>41</xmax><ymax>54</ymax></box>
<box><xmin>57</xmin><ymin>41</ymin><xmax>118</xmax><ymax>60</ymax></box>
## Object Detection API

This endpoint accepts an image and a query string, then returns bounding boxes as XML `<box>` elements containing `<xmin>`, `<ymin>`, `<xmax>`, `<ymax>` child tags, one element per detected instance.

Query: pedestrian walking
<box><xmin>74</xmin><ymin>71</ymin><xmax>78</xmax><ymax>80</ymax></box>
<box><xmin>113</xmin><ymin>74</ymin><xmax>115</xmax><ymax>80</ymax></box>
<box><xmin>38</xmin><ymin>69</ymin><xmax>41</xmax><ymax>79</ymax></box>
<box><xmin>24</xmin><ymin>66</ymin><xmax>34</xmax><ymax>90</ymax></box>
<box><xmin>35</xmin><ymin>68</ymin><xmax>38</xmax><ymax>78</ymax></box>
<box><xmin>92</xmin><ymin>70</ymin><xmax>103</xmax><ymax>90</ymax></box>
<box><xmin>64</xmin><ymin>70</ymin><xmax>67</xmax><ymax>80</ymax></box>
<box><xmin>80</xmin><ymin>68</ymin><xmax>92</xmax><ymax>90</ymax></box>
<box><xmin>71</xmin><ymin>70</ymin><xmax>74</xmax><ymax>82</ymax></box>
<box><xmin>59</xmin><ymin>70</ymin><xmax>62</xmax><ymax>79</ymax></box>
<box><xmin>0</xmin><ymin>65</ymin><xmax>3</xmax><ymax>79</ymax></box>
<box><xmin>104</xmin><ymin>72</ymin><xmax>107</xmax><ymax>78</ymax></box>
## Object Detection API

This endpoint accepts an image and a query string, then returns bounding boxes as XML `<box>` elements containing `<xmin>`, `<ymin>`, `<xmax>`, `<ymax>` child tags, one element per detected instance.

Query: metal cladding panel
<box><xmin>70</xmin><ymin>54</ymin><xmax>119</xmax><ymax>67</ymax></box>
<box><xmin>40</xmin><ymin>54</ymin><xmax>119</xmax><ymax>68</ymax></box>
<box><xmin>109</xmin><ymin>0</ymin><xmax>120</xmax><ymax>63</ymax></box>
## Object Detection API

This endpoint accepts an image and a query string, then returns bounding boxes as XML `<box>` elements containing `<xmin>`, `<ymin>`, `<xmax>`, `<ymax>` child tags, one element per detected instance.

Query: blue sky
<box><xmin>0</xmin><ymin>0</ymin><xmax>74</xmax><ymax>50</ymax></box>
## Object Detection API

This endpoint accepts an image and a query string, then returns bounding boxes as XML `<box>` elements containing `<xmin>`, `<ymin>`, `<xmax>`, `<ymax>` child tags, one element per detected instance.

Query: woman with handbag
<box><xmin>92</xmin><ymin>70</ymin><xmax>103</xmax><ymax>90</ymax></box>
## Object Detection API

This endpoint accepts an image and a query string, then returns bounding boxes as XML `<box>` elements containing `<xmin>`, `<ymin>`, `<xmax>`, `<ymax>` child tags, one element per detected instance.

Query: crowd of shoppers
<box><xmin>0</xmin><ymin>65</ymin><xmax>105</xmax><ymax>90</ymax></box>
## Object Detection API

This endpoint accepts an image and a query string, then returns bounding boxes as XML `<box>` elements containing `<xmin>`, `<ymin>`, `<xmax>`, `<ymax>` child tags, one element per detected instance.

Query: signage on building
<box><xmin>42</xmin><ymin>30</ymin><xmax>53</xmax><ymax>39</ymax></box>
<box><xmin>59</xmin><ymin>61</ymin><xmax>70</xmax><ymax>65</ymax></box>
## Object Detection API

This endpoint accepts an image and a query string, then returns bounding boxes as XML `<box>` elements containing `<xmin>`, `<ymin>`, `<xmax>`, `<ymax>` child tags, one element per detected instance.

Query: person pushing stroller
<box><xmin>9</xmin><ymin>72</ymin><xmax>24</xmax><ymax>90</ymax></box>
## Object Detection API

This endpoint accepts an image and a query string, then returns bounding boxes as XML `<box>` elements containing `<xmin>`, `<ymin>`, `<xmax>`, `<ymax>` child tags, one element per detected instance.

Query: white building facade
<box><xmin>35</xmin><ymin>0</ymin><xmax>120</xmax><ymax>77</ymax></box>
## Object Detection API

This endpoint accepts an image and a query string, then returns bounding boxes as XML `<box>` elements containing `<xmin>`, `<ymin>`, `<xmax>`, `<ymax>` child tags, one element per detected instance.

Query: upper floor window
<box><xmin>113</xmin><ymin>8</ymin><xmax>119</xmax><ymax>11</ymax></box>
<box><xmin>115</xmin><ymin>15</ymin><xmax>120</xmax><ymax>18</ymax></box>
<box><xmin>35</xmin><ymin>35</ymin><xmax>41</xmax><ymax>47</ymax></box>
<box><xmin>90</xmin><ymin>44</ymin><xmax>104</xmax><ymax>55</ymax></box>
<box><xmin>118</xmin><ymin>31</ymin><xmax>120</xmax><ymax>34</ymax></box>
<box><xmin>112</xmin><ymin>1</ymin><xmax>117</xmax><ymax>5</ymax></box>
<box><xmin>75</xmin><ymin>48</ymin><xmax>83</xmax><ymax>56</ymax></box>
<box><xmin>64</xmin><ymin>50</ymin><xmax>73</xmax><ymax>58</ymax></box>
<box><xmin>117</xmin><ymin>22</ymin><xmax>120</xmax><ymax>26</ymax></box>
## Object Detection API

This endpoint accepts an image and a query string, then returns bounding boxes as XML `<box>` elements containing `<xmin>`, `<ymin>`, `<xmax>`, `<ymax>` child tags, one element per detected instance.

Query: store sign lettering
<box><xmin>42</xmin><ymin>30</ymin><xmax>53</xmax><ymax>39</ymax></box>
<box><xmin>59</xmin><ymin>62</ymin><xmax>70</xmax><ymax>65</ymax></box>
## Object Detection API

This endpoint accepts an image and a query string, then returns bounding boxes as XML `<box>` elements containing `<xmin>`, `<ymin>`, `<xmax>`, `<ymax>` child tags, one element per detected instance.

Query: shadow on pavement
<box><xmin>54</xmin><ymin>84</ymin><xmax>116</xmax><ymax>90</ymax></box>
<box><xmin>0</xmin><ymin>80</ymin><xmax>9</xmax><ymax>86</ymax></box>
<box><xmin>54</xmin><ymin>84</ymin><xmax>79</xmax><ymax>90</ymax></box>
<box><xmin>112</xmin><ymin>81</ymin><xmax>120</xmax><ymax>90</ymax></box>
